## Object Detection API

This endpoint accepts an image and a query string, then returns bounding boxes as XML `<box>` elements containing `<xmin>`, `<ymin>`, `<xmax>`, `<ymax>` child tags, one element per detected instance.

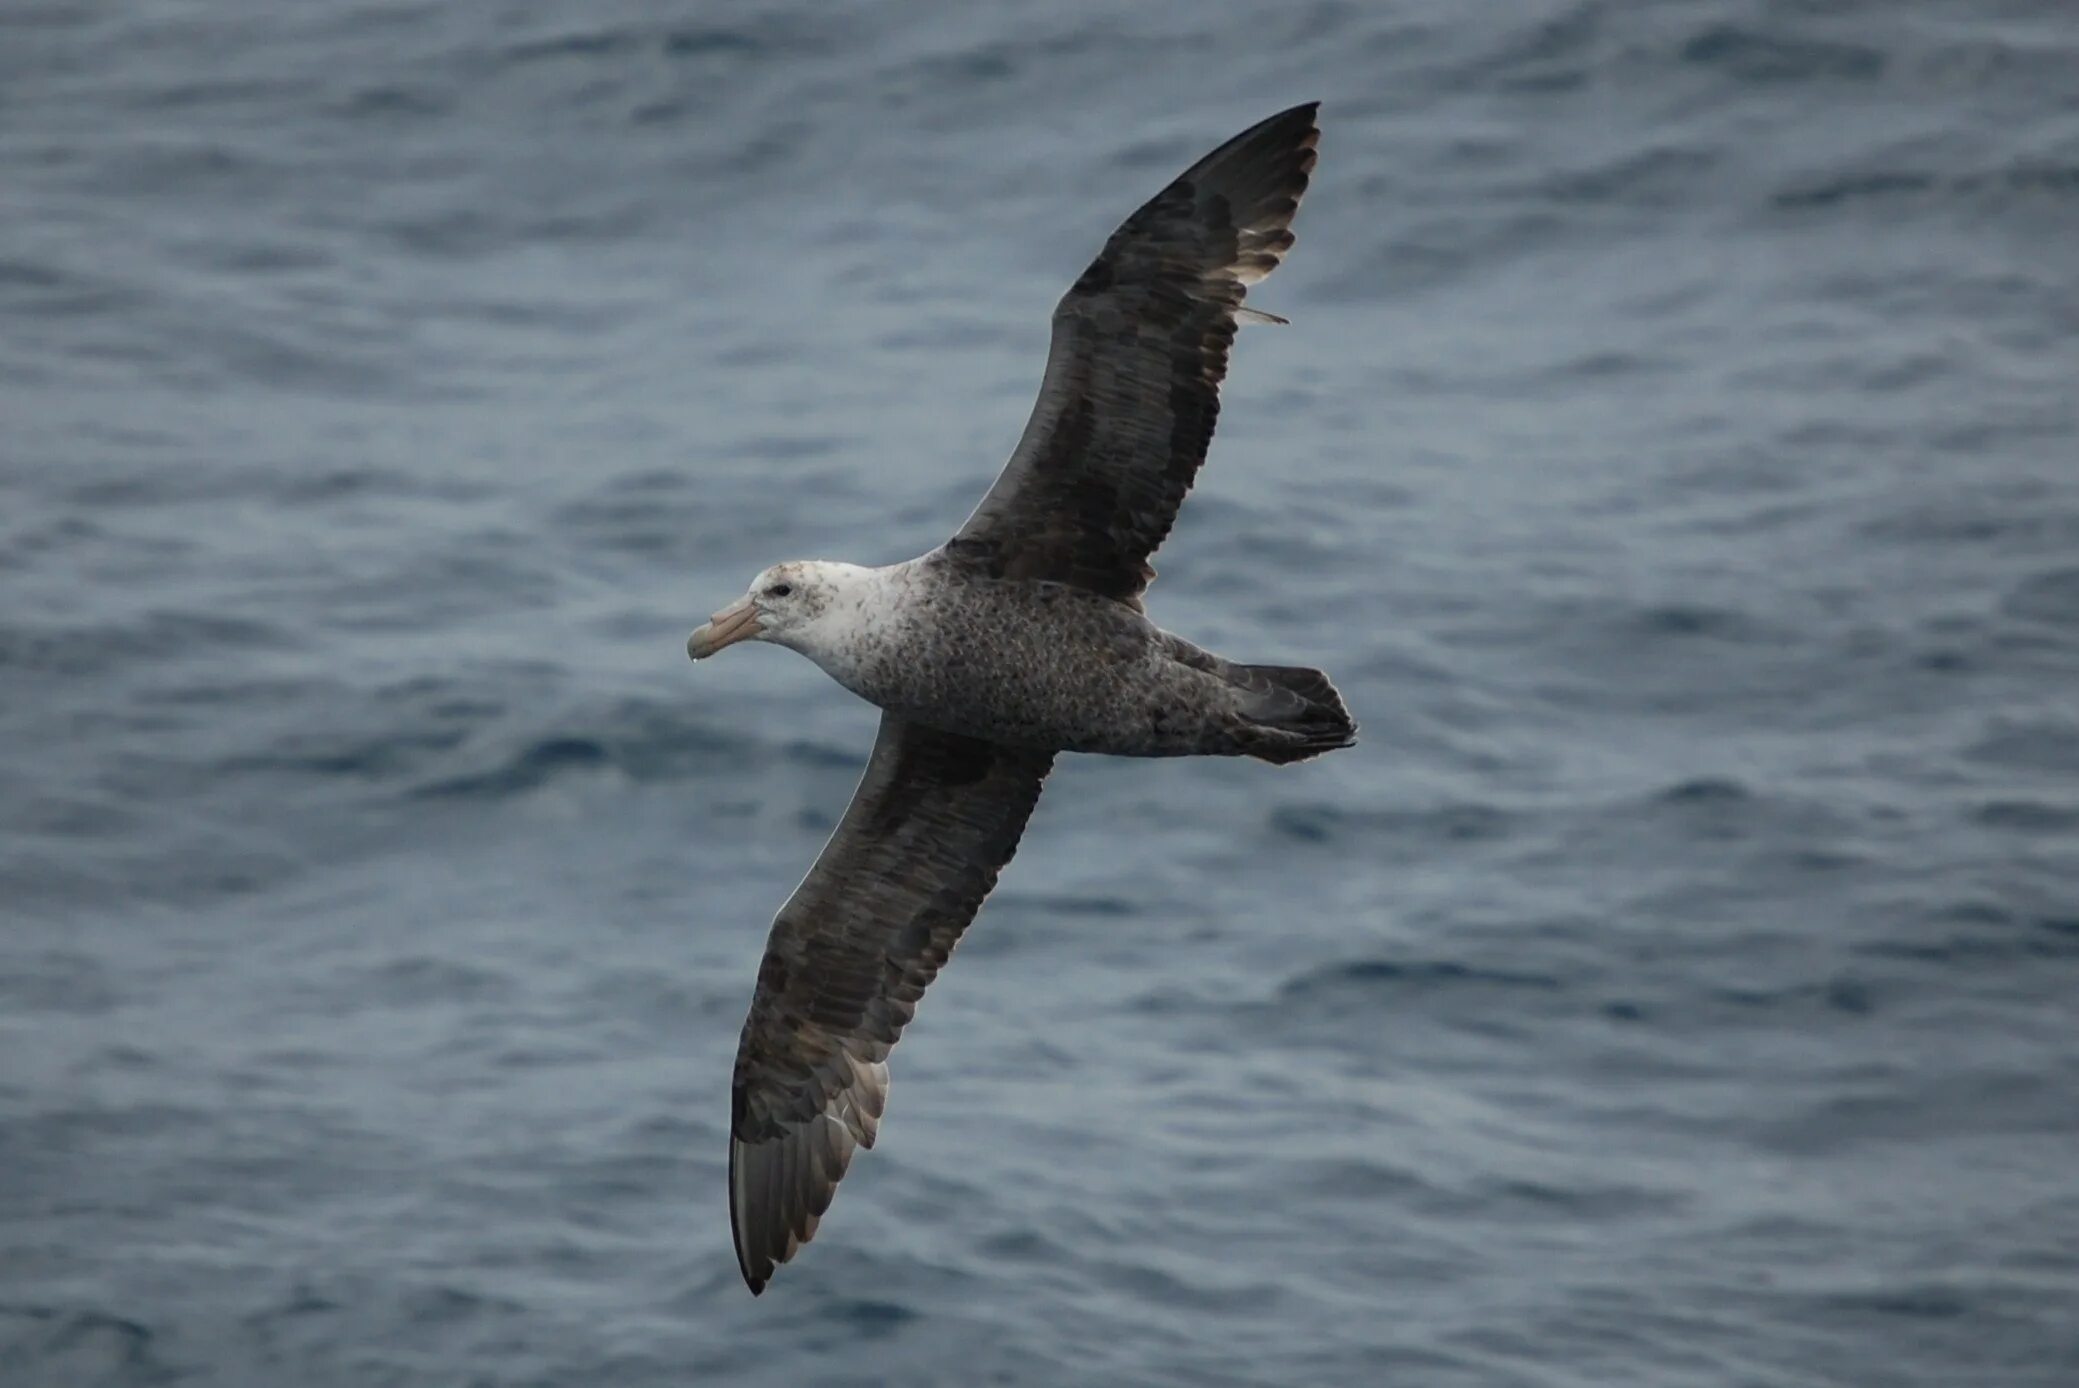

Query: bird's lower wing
<box><xmin>728</xmin><ymin>714</ymin><xmax>1054</xmax><ymax>1293</ymax></box>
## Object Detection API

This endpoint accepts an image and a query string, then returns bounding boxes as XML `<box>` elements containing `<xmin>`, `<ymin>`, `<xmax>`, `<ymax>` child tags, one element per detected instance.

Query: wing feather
<box><xmin>728</xmin><ymin>715</ymin><xmax>1053</xmax><ymax>1293</ymax></box>
<box><xmin>945</xmin><ymin>101</ymin><xmax>1321</xmax><ymax>604</ymax></box>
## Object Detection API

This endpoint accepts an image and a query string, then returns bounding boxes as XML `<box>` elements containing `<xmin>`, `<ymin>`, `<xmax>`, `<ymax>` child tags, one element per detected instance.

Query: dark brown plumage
<box><xmin>729</xmin><ymin>718</ymin><xmax>1052</xmax><ymax>1293</ymax></box>
<box><xmin>720</xmin><ymin>103</ymin><xmax>1330</xmax><ymax>1294</ymax></box>
<box><xmin>948</xmin><ymin>101</ymin><xmax>1320</xmax><ymax>606</ymax></box>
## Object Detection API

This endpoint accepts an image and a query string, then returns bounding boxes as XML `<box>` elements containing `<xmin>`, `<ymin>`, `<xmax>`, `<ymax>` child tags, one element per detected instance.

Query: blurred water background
<box><xmin>5</xmin><ymin>1</ymin><xmax>2078</xmax><ymax>1384</ymax></box>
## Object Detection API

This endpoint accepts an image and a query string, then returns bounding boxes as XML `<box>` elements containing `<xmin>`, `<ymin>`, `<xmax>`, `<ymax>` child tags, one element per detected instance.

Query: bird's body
<box><xmin>686</xmin><ymin>101</ymin><xmax>1353</xmax><ymax>1292</ymax></box>
<box><xmin>751</xmin><ymin>555</ymin><xmax>1353</xmax><ymax>761</ymax></box>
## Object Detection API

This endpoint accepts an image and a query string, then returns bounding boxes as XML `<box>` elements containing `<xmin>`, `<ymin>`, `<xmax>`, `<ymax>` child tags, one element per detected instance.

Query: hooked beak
<box><xmin>687</xmin><ymin>598</ymin><xmax>763</xmax><ymax>660</ymax></box>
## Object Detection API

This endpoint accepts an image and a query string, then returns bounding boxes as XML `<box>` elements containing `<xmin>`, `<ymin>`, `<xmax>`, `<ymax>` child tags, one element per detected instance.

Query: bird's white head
<box><xmin>686</xmin><ymin>560</ymin><xmax>876</xmax><ymax>661</ymax></box>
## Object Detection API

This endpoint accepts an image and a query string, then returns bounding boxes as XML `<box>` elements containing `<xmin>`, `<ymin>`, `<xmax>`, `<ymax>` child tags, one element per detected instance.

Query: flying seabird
<box><xmin>687</xmin><ymin>102</ymin><xmax>1353</xmax><ymax>1294</ymax></box>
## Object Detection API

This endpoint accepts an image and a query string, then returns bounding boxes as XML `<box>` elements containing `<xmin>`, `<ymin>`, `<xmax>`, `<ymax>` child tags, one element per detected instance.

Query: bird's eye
<box><xmin>766</xmin><ymin>583</ymin><xmax>793</xmax><ymax>598</ymax></box>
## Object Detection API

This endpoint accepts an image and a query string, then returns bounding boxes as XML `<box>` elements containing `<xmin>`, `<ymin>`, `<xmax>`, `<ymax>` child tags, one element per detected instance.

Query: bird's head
<box><xmin>686</xmin><ymin>560</ymin><xmax>864</xmax><ymax>660</ymax></box>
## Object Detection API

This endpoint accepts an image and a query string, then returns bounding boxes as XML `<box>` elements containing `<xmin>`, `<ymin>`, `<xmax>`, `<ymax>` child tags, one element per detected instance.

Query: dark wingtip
<box><xmin>1237</xmin><ymin>101</ymin><xmax>1321</xmax><ymax>156</ymax></box>
<box><xmin>728</xmin><ymin>1128</ymin><xmax>771</xmax><ymax>1296</ymax></box>
<box><xmin>1167</xmin><ymin>103</ymin><xmax>1320</xmax><ymax>289</ymax></box>
<box><xmin>1270</xmin><ymin>99</ymin><xmax>1322</xmax><ymax>133</ymax></box>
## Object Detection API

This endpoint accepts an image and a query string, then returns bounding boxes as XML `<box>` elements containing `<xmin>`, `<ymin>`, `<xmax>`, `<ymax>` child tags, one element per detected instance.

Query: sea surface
<box><xmin>5</xmin><ymin>2</ymin><xmax>2077</xmax><ymax>1384</ymax></box>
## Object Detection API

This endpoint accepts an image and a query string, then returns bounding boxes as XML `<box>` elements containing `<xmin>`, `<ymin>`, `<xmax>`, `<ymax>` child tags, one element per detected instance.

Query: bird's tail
<box><xmin>1232</xmin><ymin>664</ymin><xmax>1357</xmax><ymax>765</ymax></box>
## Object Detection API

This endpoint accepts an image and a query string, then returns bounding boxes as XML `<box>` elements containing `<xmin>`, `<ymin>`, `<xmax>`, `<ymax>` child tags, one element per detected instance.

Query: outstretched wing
<box><xmin>944</xmin><ymin>101</ymin><xmax>1320</xmax><ymax>606</ymax></box>
<box><xmin>728</xmin><ymin>715</ymin><xmax>1054</xmax><ymax>1293</ymax></box>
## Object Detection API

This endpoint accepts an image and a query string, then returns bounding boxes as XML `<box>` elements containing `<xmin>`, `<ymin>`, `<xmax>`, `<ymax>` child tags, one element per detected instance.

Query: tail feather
<box><xmin>1235</xmin><ymin>664</ymin><xmax>1357</xmax><ymax>765</ymax></box>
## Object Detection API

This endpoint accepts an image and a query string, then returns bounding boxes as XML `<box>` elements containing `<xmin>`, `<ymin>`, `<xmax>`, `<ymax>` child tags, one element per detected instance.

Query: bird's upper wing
<box><xmin>728</xmin><ymin>714</ymin><xmax>1054</xmax><ymax>1293</ymax></box>
<box><xmin>942</xmin><ymin>101</ymin><xmax>1320</xmax><ymax>606</ymax></box>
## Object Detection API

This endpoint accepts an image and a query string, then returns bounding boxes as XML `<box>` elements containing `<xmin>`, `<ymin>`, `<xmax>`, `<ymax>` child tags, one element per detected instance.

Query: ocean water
<box><xmin>4</xmin><ymin>1</ymin><xmax>2077</xmax><ymax>1383</ymax></box>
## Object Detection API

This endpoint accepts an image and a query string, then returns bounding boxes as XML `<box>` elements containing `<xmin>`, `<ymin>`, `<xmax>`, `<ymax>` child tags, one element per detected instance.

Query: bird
<box><xmin>686</xmin><ymin>102</ymin><xmax>1353</xmax><ymax>1294</ymax></box>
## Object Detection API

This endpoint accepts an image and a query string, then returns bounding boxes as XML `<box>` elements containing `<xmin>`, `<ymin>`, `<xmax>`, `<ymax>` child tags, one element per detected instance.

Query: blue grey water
<box><xmin>4</xmin><ymin>1</ymin><xmax>2077</xmax><ymax>1383</ymax></box>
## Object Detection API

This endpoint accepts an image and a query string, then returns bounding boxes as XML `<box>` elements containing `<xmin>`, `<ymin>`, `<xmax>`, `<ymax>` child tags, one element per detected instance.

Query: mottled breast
<box><xmin>838</xmin><ymin>563</ymin><xmax>1218</xmax><ymax>753</ymax></box>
